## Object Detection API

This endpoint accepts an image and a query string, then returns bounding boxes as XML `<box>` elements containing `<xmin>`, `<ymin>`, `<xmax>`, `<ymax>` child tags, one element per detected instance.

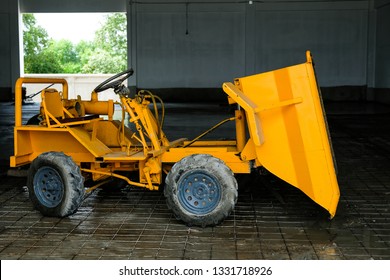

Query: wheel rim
<box><xmin>33</xmin><ymin>166</ymin><xmax>64</xmax><ymax>208</ymax></box>
<box><xmin>178</xmin><ymin>170</ymin><xmax>221</xmax><ymax>215</ymax></box>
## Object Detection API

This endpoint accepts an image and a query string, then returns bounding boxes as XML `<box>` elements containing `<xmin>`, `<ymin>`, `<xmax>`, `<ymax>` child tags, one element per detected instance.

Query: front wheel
<box><xmin>164</xmin><ymin>154</ymin><xmax>238</xmax><ymax>227</ymax></box>
<box><xmin>27</xmin><ymin>152</ymin><xmax>85</xmax><ymax>217</ymax></box>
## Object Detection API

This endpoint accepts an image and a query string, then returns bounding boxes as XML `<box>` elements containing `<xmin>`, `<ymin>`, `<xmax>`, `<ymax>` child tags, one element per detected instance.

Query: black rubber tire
<box><xmin>164</xmin><ymin>154</ymin><xmax>238</xmax><ymax>227</ymax></box>
<box><xmin>27</xmin><ymin>152</ymin><xmax>85</xmax><ymax>217</ymax></box>
<box><xmin>26</xmin><ymin>114</ymin><xmax>41</xmax><ymax>125</ymax></box>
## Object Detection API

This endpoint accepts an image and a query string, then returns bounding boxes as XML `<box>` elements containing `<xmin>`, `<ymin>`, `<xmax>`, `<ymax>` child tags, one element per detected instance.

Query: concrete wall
<box><xmin>135</xmin><ymin>3</ymin><xmax>246</xmax><ymax>88</ymax></box>
<box><xmin>19</xmin><ymin>0</ymin><xmax>125</xmax><ymax>13</ymax></box>
<box><xmin>375</xmin><ymin>0</ymin><xmax>390</xmax><ymax>88</ymax></box>
<box><xmin>373</xmin><ymin>0</ymin><xmax>390</xmax><ymax>103</ymax></box>
<box><xmin>0</xmin><ymin>5</ymin><xmax>11</xmax><ymax>88</ymax></box>
<box><xmin>133</xmin><ymin>1</ymin><xmax>370</xmax><ymax>89</ymax></box>
<box><xmin>1</xmin><ymin>0</ymin><xmax>389</xmax><ymax>102</ymax></box>
<box><xmin>254</xmin><ymin>3</ymin><xmax>369</xmax><ymax>86</ymax></box>
<box><xmin>0</xmin><ymin>0</ymin><xmax>21</xmax><ymax>100</ymax></box>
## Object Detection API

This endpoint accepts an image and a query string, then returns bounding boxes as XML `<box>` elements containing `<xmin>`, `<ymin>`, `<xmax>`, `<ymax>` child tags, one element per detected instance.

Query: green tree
<box><xmin>23</xmin><ymin>14</ymin><xmax>81</xmax><ymax>73</ymax></box>
<box><xmin>76</xmin><ymin>40</ymin><xmax>94</xmax><ymax>65</ymax></box>
<box><xmin>95</xmin><ymin>13</ymin><xmax>127</xmax><ymax>60</ymax></box>
<box><xmin>23</xmin><ymin>14</ymin><xmax>49</xmax><ymax>57</ymax></box>
<box><xmin>23</xmin><ymin>13</ymin><xmax>127</xmax><ymax>74</ymax></box>
<box><xmin>82</xmin><ymin>49</ymin><xmax>126</xmax><ymax>74</ymax></box>
<box><xmin>25</xmin><ymin>47</ymin><xmax>63</xmax><ymax>73</ymax></box>
<box><xmin>23</xmin><ymin>13</ymin><xmax>62</xmax><ymax>73</ymax></box>
<box><xmin>49</xmin><ymin>39</ymin><xmax>81</xmax><ymax>73</ymax></box>
<box><xmin>82</xmin><ymin>13</ymin><xmax>127</xmax><ymax>74</ymax></box>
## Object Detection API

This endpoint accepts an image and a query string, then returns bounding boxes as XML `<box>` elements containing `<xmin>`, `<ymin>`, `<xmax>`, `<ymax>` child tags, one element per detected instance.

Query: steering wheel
<box><xmin>93</xmin><ymin>68</ymin><xmax>134</xmax><ymax>93</ymax></box>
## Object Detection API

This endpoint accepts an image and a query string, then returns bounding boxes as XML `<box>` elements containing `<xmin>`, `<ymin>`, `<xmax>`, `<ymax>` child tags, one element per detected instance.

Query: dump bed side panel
<box><xmin>225</xmin><ymin>52</ymin><xmax>339</xmax><ymax>217</ymax></box>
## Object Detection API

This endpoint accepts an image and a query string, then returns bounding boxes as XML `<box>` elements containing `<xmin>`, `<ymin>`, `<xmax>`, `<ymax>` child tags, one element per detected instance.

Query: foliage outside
<box><xmin>23</xmin><ymin>13</ymin><xmax>127</xmax><ymax>74</ymax></box>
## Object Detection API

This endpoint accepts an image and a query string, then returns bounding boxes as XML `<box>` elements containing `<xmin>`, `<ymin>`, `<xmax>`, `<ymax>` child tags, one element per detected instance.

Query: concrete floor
<box><xmin>0</xmin><ymin>100</ymin><xmax>390</xmax><ymax>260</ymax></box>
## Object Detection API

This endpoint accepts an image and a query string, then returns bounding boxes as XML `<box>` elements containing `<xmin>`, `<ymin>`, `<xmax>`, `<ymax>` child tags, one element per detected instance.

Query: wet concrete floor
<box><xmin>0</xmin><ymin>100</ymin><xmax>389</xmax><ymax>260</ymax></box>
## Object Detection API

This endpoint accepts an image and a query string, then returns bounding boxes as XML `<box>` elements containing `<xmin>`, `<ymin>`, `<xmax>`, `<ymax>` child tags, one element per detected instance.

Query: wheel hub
<box><xmin>178</xmin><ymin>170</ymin><xmax>221</xmax><ymax>215</ymax></box>
<box><xmin>33</xmin><ymin>166</ymin><xmax>64</xmax><ymax>208</ymax></box>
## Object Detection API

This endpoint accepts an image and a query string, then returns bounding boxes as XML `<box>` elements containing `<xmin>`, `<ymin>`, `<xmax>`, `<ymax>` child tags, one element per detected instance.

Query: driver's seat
<box><xmin>41</xmin><ymin>89</ymin><xmax>101</xmax><ymax>128</ymax></box>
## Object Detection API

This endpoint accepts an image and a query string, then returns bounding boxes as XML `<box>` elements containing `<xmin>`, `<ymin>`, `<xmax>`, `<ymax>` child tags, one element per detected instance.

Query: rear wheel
<box><xmin>164</xmin><ymin>154</ymin><xmax>238</xmax><ymax>227</ymax></box>
<box><xmin>27</xmin><ymin>152</ymin><xmax>85</xmax><ymax>217</ymax></box>
<box><xmin>26</xmin><ymin>114</ymin><xmax>41</xmax><ymax>125</ymax></box>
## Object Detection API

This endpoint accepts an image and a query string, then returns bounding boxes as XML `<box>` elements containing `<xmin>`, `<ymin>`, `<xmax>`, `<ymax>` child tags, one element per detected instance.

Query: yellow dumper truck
<box><xmin>10</xmin><ymin>51</ymin><xmax>339</xmax><ymax>227</ymax></box>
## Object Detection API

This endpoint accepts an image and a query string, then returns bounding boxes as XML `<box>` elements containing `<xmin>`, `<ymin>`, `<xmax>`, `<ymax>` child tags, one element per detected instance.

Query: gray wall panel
<box><xmin>20</xmin><ymin>0</ymin><xmax>126</xmax><ymax>13</ymax></box>
<box><xmin>0</xmin><ymin>0</ymin><xmax>20</xmax><ymax>91</ymax></box>
<box><xmin>0</xmin><ymin>14</ymin><xmax>11</xmax><ymax>87</ymax></box>
<box><xmin>254</xmin><ymin>9</ymin><xmax>368</xmax><ymax>86</ymax></box>
<box><xmin>376</xmin><ymin>3</ymin><xmax>390</xmax><ymax>88</ymax></box>
<box><xmin>136</xmin><ymin>2</ymin><xmax>369</xmax><ymax>88</ymax></box>
<box><xmin>136</xmin><ymin>4</ymin><xmax>245</xmax><ymax>88</ymax></box>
